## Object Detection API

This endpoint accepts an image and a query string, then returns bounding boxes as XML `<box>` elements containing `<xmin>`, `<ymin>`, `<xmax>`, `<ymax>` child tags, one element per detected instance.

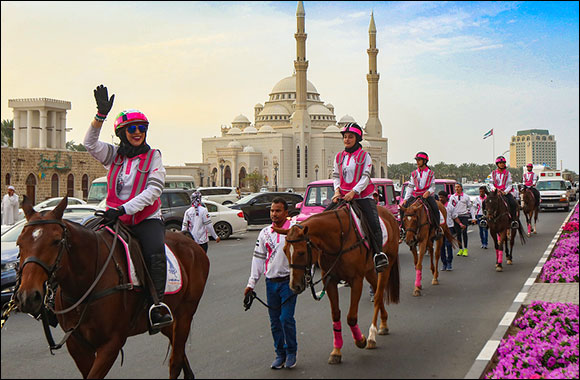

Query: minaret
<box><xmin>365</xmin><ymin>12</ymin><xmax>382</xmax><ymax>138</ymax></box>
<box><xmin>292</xmin><ymin>1</ymin><xmax>311</xmax><ymax>187</ymax></box>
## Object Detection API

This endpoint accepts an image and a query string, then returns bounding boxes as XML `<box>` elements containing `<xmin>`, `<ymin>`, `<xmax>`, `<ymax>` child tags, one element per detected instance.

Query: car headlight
<box><xmin>1</xmin><ymin>261</ymin><xmax>18</xmax><ymax>272</ymax></box>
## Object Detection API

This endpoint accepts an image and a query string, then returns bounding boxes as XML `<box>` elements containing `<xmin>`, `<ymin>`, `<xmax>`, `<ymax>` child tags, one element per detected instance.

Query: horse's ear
<box><xmin>21</xmin><ymin>195</ymin><xmax>36</xmax><ymax>221</ymax></box>
<box><xmin>50</xmin><ymin>196</ymin><xmax>69</xmax><ymax>220</ymax></box>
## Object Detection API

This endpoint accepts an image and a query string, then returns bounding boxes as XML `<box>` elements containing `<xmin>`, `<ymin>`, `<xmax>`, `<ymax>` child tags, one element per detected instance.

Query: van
<box><xmin>537</xmin><ymin>178</ymin><xmax>570</xmax><ymax>212</ymax></box>
<box><xmin>295</xmin><ymin>179</ymin><xmax>399</xmax><ymax>223</ymax></box>
<box><xmin>86</xmin><ymin>174</ymin><xmax>196</xmax><ymax>205</ymax></box>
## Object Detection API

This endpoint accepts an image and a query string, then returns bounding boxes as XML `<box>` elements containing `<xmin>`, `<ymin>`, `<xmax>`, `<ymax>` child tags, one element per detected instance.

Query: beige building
<box><xmin>200</xmin><ymin>2</ymin><xmax>388</xmax><ymax>192</ymax></box>
<box><xmin>509</xmin><ymin>129</ymin><xmax>557</xmax><ymax>169</ymax></box>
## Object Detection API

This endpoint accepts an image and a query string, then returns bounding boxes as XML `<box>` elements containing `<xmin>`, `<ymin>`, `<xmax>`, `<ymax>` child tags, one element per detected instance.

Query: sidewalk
<box><xmin>465</xmin><ymin>202</ymin><xmax>579</xmax><ymax>379</ymax></box>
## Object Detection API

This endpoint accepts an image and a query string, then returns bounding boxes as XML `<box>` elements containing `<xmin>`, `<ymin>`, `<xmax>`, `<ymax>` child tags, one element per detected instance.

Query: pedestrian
<box><xmin>243</xmin><ymin>198</ymin><xmax>298</xmax><ymax>370</ymax></box>
<box><xmin>1</xmin><ymin>185</ymin><xmax>19</xmax><ymax>225</ymax></box>
<box><xmin>84</xmin><ymin>84</ymin><xmax>173</xmax><ymax>332</ymax></box>
<box><xmin>472</xmin><ymin>186</ymin><xmax>489</xmax><ymax>249</ymax></box>
<box><xmin>449</xmin><ymin>183</ymin><xmax>473</xmax><ymax>257</ymax></box>
<box><xmin>438</xmin><ymin>191</ymin><xmax>458</xmax><ymax>271</ymax></box>
<box><xmin>181</xmin><ymin>191</ymin><xmax>221</xmax><ymax>253</ymax></box>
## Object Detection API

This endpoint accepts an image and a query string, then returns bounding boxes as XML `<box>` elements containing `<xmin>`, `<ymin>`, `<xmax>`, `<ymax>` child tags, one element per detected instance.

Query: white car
<box><xmin>13</xmin><ymin>196</ymin><xmax>88</xmax><ymax>224</ymax></box>
<box><xmin>197</xmin><ymin>187</ymin><xmax>240</xmax><ymax>205</ymax></box>
<box><xmin>462</xmin><ymin>183</ymin><xmax>484</xmax><ymax>204</ymax></box>
<box><xmin>203</xmin><ymin>200</ymin><xmax>247</xmax><ymax>239</ymax></box>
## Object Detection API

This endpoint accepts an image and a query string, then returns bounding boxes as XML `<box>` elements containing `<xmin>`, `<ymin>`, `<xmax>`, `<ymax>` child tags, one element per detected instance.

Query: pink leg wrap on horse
<box><xmin>333</xmin><ymin>321</ymin><xmax>343</xmax><ymax>349</ymax></box>
<box><xmin>496</xmin><ymin>250</ymin><xmax>503</xmax><ymax>264</ymax></box>
<box><xmin>350</xmin><ymin>324</ymin><xmax>364</xmax><ymax>342</ymax></box>
<box><xmin>528</xmin><ymin>224</ymin><xmax>532</xmax><ymax>234</ymax></box>
<box><xmin>415</xmin><ymin>269</ymin><xmax>422</xmax><ymax>288</ymax></box>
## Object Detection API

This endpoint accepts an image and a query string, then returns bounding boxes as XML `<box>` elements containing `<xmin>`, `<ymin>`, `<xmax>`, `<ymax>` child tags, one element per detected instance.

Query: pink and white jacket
<box><xmin>472</xmin><ymin>195</ymin><xmax>486</xmax><ymax>219</ymax></box>
<box><xmin>523</xmin><ymin>171</ymin><xmax>539</xmax><ymax>187</ymax></box>
<box><xmin>332</xmin><ymin>148</ymin><xmax>374</xmax><ymax>199</ymax></box>
<box><xmin>404</xmin><ymin>167</ymin><xmax>436</xmax><ymax>201</ymax></box>
<box><xmin>489</xmin><ymin>169</ymin><xmax>513</xmax><ymax>194</ymax></box>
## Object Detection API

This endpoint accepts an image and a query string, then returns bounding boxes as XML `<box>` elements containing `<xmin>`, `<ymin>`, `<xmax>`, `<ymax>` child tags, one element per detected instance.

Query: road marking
<box><xmin>476</xmin><ymin>340</ymin><xmax>500</xmax><ymax>360</ymax></box>
<box><xmin>525</xmin><ymin>278</ymin><xmax>535</xmax><ymax>286</ymax></box>
<box><xmin>514</xmin><ymin>292</ymin><xmax>527</xmax><ymax>303</ymax></box>
<box><xmin>499</xmin><ymin>312</ymin><xmax>517</xmax><ymax>326</ymax></box>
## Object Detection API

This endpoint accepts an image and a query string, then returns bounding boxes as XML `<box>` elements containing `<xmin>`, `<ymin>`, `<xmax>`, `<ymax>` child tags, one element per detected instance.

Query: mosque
<box><xmin>200</xmin><ymin>1</ymin><xmax>388</xmax><ymax>192</ymax></box>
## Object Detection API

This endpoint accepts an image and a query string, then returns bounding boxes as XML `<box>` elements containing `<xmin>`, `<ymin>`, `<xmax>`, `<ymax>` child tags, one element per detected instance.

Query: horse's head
<box><xmin>484</xmin><ymin>190</ymin><xmax>503</xmax><ymax>221</ymax></box>
<box><xmin>15</xmin><ymin>196</ymin><xmax>69</xmax><ymax>315</ymax></box>
<box><xmin>400</xmin><ymin>201</ymin><xmax>425</xmax><ymax>247</ymax></box>
<box><xmin>275</xmin><ymin>224</ymin><xmax>310</xmax><ymax>295</ymax></box>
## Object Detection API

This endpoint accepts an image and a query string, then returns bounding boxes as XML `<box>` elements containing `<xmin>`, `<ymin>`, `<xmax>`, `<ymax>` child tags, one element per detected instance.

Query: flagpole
<box><xmin>493</xmin><ymin>132</ymin><xmax>495</xmax><ymax>161</ymax></box>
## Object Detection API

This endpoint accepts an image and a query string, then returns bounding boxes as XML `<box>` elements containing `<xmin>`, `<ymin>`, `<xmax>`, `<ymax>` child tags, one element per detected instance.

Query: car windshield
<box><xmin>463</xmin><ymin>186</ymin><xmax>481</xmax><ymax>196</ymax></box>
<box><xmin>87</xmin><ymin>182</ymin><xmax>107</xmax><ymax>203</ymax></box>
<box><xmin>304</xmin><ymin>185</ymin><xmax>334</xmax><ymax>207</ymax></box>
<box><xmin>235</xmin><ymin>194</ymin><xmax>256</xmax><ymax>204</ymax></box>
<box><xmin>537</xmin><ymin>181</ymin><xmax>567</xmax><ymax>191</ymax></box>
<box><xmin>1</xmin><ymin>221</ymin><xmax>25</xmax><ymax>242</ymax></box>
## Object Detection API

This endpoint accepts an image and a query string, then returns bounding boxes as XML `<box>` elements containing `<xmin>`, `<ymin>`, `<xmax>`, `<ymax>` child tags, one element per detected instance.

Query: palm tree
<box><xmin>1</xmin><ymin>119</ymin><xmax>13</xmax><ymax>147</ymax></box>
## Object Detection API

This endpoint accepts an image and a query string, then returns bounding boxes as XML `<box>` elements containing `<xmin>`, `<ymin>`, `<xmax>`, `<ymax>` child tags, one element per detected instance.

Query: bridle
<box><xmin>403</xmin><ymin>199</ymin><xmax>430</xmax><ymax>240</ymax></box>
<box><xmin>485</xmin><ymin>192</ymin><xmax>510</xmax><ymax>224</ymax></box>
<box><xmin>285</xmin><ymin>206</ymin><xmax>366</xmax><ymax>301</ymax></box>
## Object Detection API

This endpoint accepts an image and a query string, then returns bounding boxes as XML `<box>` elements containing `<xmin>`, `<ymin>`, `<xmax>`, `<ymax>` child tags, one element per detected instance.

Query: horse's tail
<box><xmin>442</xmin><ymin>223</ymin><xmax>459</xmax><ymax>249</ymax></box>
<box><xmin>384</xmin><ymin>254</ymin><xmax>400</xmax><ymax>305</ymax></box>
<box><xmin>516</xmin><ymin>220</ymin><xmax>527</xmax><ymax>245</ymax></box>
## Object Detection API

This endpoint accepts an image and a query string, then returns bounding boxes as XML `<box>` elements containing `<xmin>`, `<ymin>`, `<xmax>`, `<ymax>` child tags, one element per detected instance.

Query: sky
<box><xmin>1</xmin><ymin>1</ymin><xmax>579</xmax><ymax>172</ymax></box>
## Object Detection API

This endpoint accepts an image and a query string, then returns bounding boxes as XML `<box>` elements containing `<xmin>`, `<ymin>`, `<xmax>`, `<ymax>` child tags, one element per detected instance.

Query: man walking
<box><xmin>2</xmin><ymin>186</ymin><xmax>20</xmax><ymax>225</ymax></box>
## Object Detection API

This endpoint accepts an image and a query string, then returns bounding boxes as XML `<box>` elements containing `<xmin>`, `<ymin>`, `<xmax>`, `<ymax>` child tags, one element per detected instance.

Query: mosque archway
<box><xmin>224</xmin><ymin>166</ymin><xmax>232</xmax><ymax>187</ymax></box>
<box><xmin>239</xmin><ymin>167</ymin><xmax>247</xmax><ymax>190</ymax></box>
<box><xmin>26</xmin><ymin>173</ymin><xmax>37</xmax><ymax>205</ymax></box>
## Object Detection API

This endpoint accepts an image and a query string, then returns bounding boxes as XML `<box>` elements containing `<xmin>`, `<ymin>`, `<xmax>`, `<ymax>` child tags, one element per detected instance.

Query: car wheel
<box><xmin>165</xmin><ymin>222</ymin><xmax>181</xmax><ymax>233</ymax></box>
<box><xmin>214</xmin><ymin>221</ymin><xmax>232</xmax><ymax>239</ymax></box>
<box><xmin>223</xmin><ymin>201</ymin><xmax>233</xmax><ymax>205</ymax></box>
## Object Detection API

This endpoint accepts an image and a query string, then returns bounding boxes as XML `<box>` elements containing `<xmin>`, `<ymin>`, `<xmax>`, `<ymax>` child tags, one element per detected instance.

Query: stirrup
<box><xmin>479</xmin><ymin>219</ymin><xmax>488</xmax><ymax>228</ymax></box>
<box><xmin>510</xmin><ymin>220</ymin><xmax>519</xmax><ymax>229</ymax></box>
<box><xmin>148</xmin><ymin>302</ymin><xmax>174</xmax><ymax>330</ymax></box>
<box><xmin>374</xmin><ymin>253</ymin><xmax>389</xmax><ymax>272</ymax></box>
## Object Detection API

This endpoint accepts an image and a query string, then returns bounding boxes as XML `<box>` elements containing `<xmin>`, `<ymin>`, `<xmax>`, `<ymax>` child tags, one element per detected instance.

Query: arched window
<box><xmin>239</xmin><ymin>167</ymin><xmax>247</xmax><ymax>189</ymax></box>
<box><xmin>211</xmin><ymin>168</ymin><xmax>218</xmax><ymax>187</ymax></box>
<box><xmin>381</xmin><ymin>166</ymin><xmax>385</xmax><ymax>178</ymax></box>
<box><xmin>5</xmin><ymin>173</ymin><xmax>10</xmax><ymax>186</ymax></box>
<box><xmin>82</xmin><ymin>174</ymin><xmax>89</xmax><ymax>200</ymax></box>
<box><xmin>224</xmin><ymin>166</ymin><xmax>231</xmax><ymax>187</ymax></box>
<box><xmin>26</xmin><ymin>173</ymin><xmax>37</xmax><ymax>205</ymax></box>
<box><xmin>51</xmin><ymin>173</ymin><xmax>59</xmax><ymax>197</ymax></box>
<box><xmin>67</xmin><ymin>174</ymin><xmax>74</xmax><ymax>197</ymax></box>
<box><xmin>296</xmin><ymin>146</ymin><xmax>301</xmax><ymax>178</ymax></box>
<box><xmin>305</xmin><ymin>145</ymin><xmax>308</xmax><ymax>178</ymax></box>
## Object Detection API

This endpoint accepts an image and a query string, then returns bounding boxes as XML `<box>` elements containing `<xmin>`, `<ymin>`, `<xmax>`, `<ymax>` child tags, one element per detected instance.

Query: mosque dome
<box><xmin>259</xmin><ymin>104</ymin><xmax>291</xmax><ymax>117</ymax></box>
<box><xmin>242</xmin><ymin>126</ymin><xmax>258</xmax><ymax>134</ymax></box>
<box><xmin>258</xmin><ymin>125</ymin><xmax>275</xmax><ymax>133</ymax></box>
<box><xmin>254</xmin><ymin>103</ymin><xmax>263</xmax><ymax>108</ymax></box>
<box><xmin>227</xmin><ymin>127</ymin><xmax>242</xmax><ymax>135</ymax></box>
<box><xmin>323</xmin><ymin>125</ymin><xmax>341</xmax><ymax>133</ymax></box>
<box><xmin>308</xmin><ymin>104</ymin><xmax>334</xmax><ymax>116</ymax></box>
<box><xmin>339</xmin><ymin>115</ymin><xmax>356</xmax><ymax>124</ymax></box>
<box><xmin>232</xmin><ymin>114</ymin><xmax>251</xmax><ymax>124</ymax></box>
<box><xmin>228</xmin><ymin>140</ymin><xmax>242</xmax><ymax>149</ymax></box>
<box><xmin>243</xmin><ymin>146</ymin><xmax>256</xmax><ymax>153</ymax></box>
<box><xmin>270</xmin><ymin>74</ymin><xmax>319</xmax><ymax>95</ymax></box>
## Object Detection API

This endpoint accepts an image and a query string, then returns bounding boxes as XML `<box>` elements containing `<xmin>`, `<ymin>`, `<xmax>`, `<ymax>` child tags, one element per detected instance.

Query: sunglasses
<box><xmin>126</xmin><ymin>124</ymin><xmax>148</xmax><ymax>134</ymax></box>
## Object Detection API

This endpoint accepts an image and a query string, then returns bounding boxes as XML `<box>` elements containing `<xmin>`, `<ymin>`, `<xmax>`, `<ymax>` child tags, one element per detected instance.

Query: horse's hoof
<box><xmin>355</xmin><ymin>335</ymin><xmax>367</xmax><ymax>349</ymax></box>
<box><xmin>533</xmin><ymin>231</ymin><xmax>537</xmax><ymax>234</ymax></box>
<box><xmin>527</xmin><ymin>233</ymin><xmax>531</xmax><ymax>237</ymax></box>
<box><xmin>413</xmin><ymin>289</ymin><xmax>421</xmax><ymax>297</ymax></box>
<box><xmin>507</xmin><ymin>260</ymin><xmax>513</xmax><ymax>265</ymax></box>
<box><xmin>432</xmin><ymin>279</ymin><xmax>439</xmax><ymax>285</ymax></box>
<box><xmin>378</xmin><ymin>327</ymin><xmax>389</xmax><ymax>335</ymax></box>
<box><xmin>328</xmin><ymin>354</ymin><xmax>342</xmax><ymax>364</ymax></box>
<box><xmin>366</xmin><ymin>339</ymin><xmax>376</xmax><ymax>349</ymax></box>
<box><xmin>495</xmin><ymin>265</ymin><xmax>503</xmax><ymax>272</ymax></box>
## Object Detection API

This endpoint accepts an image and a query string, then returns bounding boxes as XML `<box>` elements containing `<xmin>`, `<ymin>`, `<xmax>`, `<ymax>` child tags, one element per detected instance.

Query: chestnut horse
<box><xmin>399</xmin><ymin>198</ymin><xmax>456</xmax><ymax>296</ymax></box>
<box><xmin>274</xmin><ymin>203</ymin><xmax>400</xmax><ymax>365</ymax></box>
<box><xmin>484</xmin><ymin>190</ymin><xmax>526</xmax><ymax>272</ymax></box>
<box><xmin>14</xmin><ymin>196</ymin><xmax>210</xmax><ymax>378</ymax></box>
<box><xmin>520</xmin><ymin>186</ymin><xmax>539</xmax><ymax>237</ymax></box>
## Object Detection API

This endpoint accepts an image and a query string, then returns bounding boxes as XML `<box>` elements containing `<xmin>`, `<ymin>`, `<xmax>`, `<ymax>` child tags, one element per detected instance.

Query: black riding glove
<box><xmin>103</xmin><ymin>206</ymin><xmax>125</xmax><ymax>223</ymax></box>
<box><xmin>93</xmin><ymin>84</ymin><xmax>115</xmax><ymax>116</ymax></box>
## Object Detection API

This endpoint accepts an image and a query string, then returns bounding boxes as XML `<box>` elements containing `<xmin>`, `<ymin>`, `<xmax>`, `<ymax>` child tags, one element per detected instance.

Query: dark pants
<box><xmin>199</xmin><ymin>242</ymin><xmax>208</xmax><ymax>253</ymax></box>
<box><xmin>402</xmin><ymin>195</ymin><xmax>440</xmax><ymax>229</ymax></box>
<box><xmin>129</xmin><ymin>218</ymin><xmax>166</xmax><ymax>302</ymax></box>
<box><xmin>454</xmin><ymin>215</ymin><xmax>470</xmax><ymax>249</ymax></box>
<box><xmin>441</xmin><ymin>226</ymin><xmax>454</xmax><ymax>266</ymax></box>
<box><xmin>354</xmin><ymin>197</ymin><xmax>382</xmax><ymax>254</ymax></box>
<box><xmin>529</xmin><ymin>187</ymin><xmax>541</xmax><ymax>207</ymax></box>
<box><xmin>476</xmin><ymin>215</ymin><xmax>488</xmax><ymax>246</ymax></box>
<box><xmin>266</xmin><ymin>278</ymin><xmax>297</xmax><ymax>358</ymax></box>
<box><xmin>504</xmin><ymin>193</ymin><xmax>519</xmax><ymax>219</ymax></box>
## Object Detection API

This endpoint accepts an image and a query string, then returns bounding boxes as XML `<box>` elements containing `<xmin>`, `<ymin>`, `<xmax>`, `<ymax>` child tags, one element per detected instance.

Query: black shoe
<box><xmin>373</xmin><ymin>253</ymin><xmax>389</xmax><ymax>273</ymax></box>
<box><xmin>149</xmin><ymin>304</ymin><xmax>173</xmax><ymax>332</ymax></box>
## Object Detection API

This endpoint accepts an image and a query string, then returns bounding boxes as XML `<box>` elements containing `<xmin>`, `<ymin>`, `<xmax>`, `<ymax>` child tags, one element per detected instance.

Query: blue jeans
<box><xmin>476</xmin><ymin>215</ymin><xmax>488</xmax><ymax>246</ymax></box>
<box><xmin>266</xmin><ymin>278</ymin><xmax>297</xmax><ymax>358</ymax></box>
<box><xmin>441</xmin><ymin>226</ymin><xmax>454</xmax><ymax>266</ymax></box>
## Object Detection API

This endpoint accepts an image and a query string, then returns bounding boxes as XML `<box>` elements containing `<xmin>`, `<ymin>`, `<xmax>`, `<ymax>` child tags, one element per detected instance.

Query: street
<box><xmin>0</xmin><ymin>210</ymin><xmax>569</xmax><ymax>379</ymax></box>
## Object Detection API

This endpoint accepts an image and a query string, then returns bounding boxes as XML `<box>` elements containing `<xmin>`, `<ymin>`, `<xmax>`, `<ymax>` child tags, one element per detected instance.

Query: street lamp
<box><xmin>273</xmin><ymin>161</ymin><xmax>279</xmax><ymax>192</ymax></box>
<box><xmin>219</xmin><ymin>159</ymin><xmax>225</xmax><ymax>187</ymax></box>
<box><xmin>314</xmin><ymin>164</ymin><xmax>319</xmax><ymax>180</ymax></box>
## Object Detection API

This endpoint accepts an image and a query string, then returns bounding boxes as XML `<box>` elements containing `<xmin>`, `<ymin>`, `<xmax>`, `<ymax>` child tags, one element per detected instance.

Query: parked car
<box><xmin>203</xmin><ymin>200</ymin><xmax>247</xmax><ymax>239</ymax></box>
<box><xmin>1</xmin><ymin>204</ymin><xmax>100</xmax><ymax>306</ymax></box>
<box><xmin>537</xmin><ymin>179</ymin><xmax>570</xmax><ymax>212</ymax></box>
<box><xmin>228</xmin><ymin>192</ymin><xmax>303</xmax><ymax>225</ymax></box>
<box><xmin>294</xmin><ymin>179</ymin><xmax>399</xmax><ymax>223</ymax></box>
<box><xmin>160</xmin><ymin>188</ymin><xmax>194</xmax><ymax>232</ymax></box>
<box><xmin>196</xmin><ymin>187</ymin><xmax>240</xmax><ymax>205</ymax></box>
<box><xmin>12</xmin><ymin>196</ymin><xmax>87</xmax><ymax>224</ymax></box>
<box><xmin>462</xmin><ymin>183</ymin><xmax>485</xmax><ymax>204</ymax></box>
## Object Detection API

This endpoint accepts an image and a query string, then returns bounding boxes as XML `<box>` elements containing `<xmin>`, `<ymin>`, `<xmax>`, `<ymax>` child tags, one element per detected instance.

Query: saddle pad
<box><xmin>104</xmin><ymin>227</ymin><xmax>182</xmax><ymax>294</ymax></box>
<box><xmin>421</xmin><ymin>203</ymin><xmax>445</xmax><ymax>225</ymax></box>
<box><xmin>349</xmin><ymin>207</ymin><xmax>388</xmax><ymax>250</ymax></box>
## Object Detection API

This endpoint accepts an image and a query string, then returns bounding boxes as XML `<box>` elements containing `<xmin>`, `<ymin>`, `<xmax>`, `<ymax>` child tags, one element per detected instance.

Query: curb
<box><xmin>464</xmin><ymin>202</ymin><xmax>578</xmax><ymax>379</ymax></box>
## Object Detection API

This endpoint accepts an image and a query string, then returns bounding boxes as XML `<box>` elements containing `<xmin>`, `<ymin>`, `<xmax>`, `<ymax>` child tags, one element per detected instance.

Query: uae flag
<box><xmin>483</xmin><ymin>129</ymin><xmax>493</xmax><ymax>139</ymax></box>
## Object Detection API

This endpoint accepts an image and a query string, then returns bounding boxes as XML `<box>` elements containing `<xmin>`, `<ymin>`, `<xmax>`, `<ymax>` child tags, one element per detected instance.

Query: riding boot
<box><xmin>148</xmin><ymin>251</ymin><xmax>173</xmax><ymax>332</ymax></box>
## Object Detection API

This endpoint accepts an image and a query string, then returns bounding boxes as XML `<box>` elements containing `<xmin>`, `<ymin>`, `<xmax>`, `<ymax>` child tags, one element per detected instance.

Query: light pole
<box><xmin>219</xmin><ymin>159</ymin><xmax>225</xmax><ymax>187</ymax></box>
<box><xmin>315</xmin><ymin>164</ymin><xmax>319</xmax><ymax>180</ymax></box>
<box><xmin>274</xmin><ymin>161</ymin><xmax>279</xmax><ymax>192</ymax></box>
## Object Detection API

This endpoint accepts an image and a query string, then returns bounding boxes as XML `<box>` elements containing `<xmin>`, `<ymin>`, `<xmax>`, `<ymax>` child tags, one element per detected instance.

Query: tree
<box><xmin>66</xmin><ymin>140</ymin><xmax>87</xmax><ymax>151</ymax></box>
<box><xmin>1</xmin><ymin>119</ymin><xmax>13</xmax><ymax>147</ymax></box>
<box><xmin>246</xmin><ymin>171</ymin><xmax>264</xmax><ymax>193</ymax></box>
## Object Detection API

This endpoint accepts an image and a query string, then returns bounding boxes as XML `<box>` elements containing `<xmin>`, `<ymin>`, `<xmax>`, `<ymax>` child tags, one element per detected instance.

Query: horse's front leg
<box><xmin>325</xmin><ymin>279</ymin><xmax>342</xmax><ymax>365</ymax></box>
<box><xmin>86</xmin><ymin>336</ymin><xmax>126</xmax><ymax>378</ymax></box>
<box><xmin>494</xmin><ymin>231</ymin><xmax>504</xmax><ymax>272</ymax></box>
<box><xmin>431</xmin><ymin>237</ymin><xmax>442</xmax><ymax>285</ymax></box>
<box><xmin>347</xmin><ymin>275</ymin><xmax>367</xmax><ymax>349</ymax></box>
<box><xmin>413</xmin><ymin>241</ymin><xmax>427</xmax><ymax>296</ymax></box>
<box><xmin>66</xmin><ymin>334</ymin><xmax>96</xmax><ymax>379</ymax></box>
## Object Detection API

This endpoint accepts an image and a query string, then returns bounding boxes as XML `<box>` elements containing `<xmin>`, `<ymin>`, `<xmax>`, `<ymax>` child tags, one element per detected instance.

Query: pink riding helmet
<box><xmin>341</xmin><ymin>122</ymin><xmax>363</xmax><ymax>139</ymax></box>
<box><xmin>414</xmin><ymin>151</ymin><xmax>429</xmax><ymax>162</ymax></box>
<box><xmin>113</xmin><ymin>109</ymin><xmax>149</xmax><ymax>132</ymax></box>
<box><xmin>526</xmin><ymin>163</ymin><xmax>533</xmax><ymax>168</ymax></box>
<box><xmin>495</xmin><ymin>156</ymin><xmax>507</xmax><ymax>164</ymax></box>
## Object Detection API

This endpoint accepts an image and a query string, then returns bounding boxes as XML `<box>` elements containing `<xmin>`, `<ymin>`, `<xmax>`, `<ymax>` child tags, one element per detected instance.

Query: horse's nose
<box><xmin>16</xmin><ymin>289</ymin><xmax>43</xmax><ymax>315</ymax></box>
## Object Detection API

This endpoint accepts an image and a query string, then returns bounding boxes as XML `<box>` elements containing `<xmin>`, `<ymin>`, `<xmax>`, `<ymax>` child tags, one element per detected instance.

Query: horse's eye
<box><xmin>297</xmin><ymin>251</ymin><xmax>305</xmax><ymax>257</ymax></box>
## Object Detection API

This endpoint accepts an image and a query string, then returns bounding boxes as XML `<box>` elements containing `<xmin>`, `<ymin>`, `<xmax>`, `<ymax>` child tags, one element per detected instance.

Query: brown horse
<box><xmin>14</xmin><ymin>196</ymin><xmax>210</xmax><ymax>378</ymax></box>
<box><xmin>484</xmin><ymin>190</ymin><xmax>526</xmax><ymax>272</ymax></box>
<box><xmin>399</xmin><ymin>198</ymin><xmax>456</xmax><ymax>296</ymax></box>
<box><xmin>520</xmin><ymin>186</ymin><xmax>539</xmax><ymax>237</ymax></box>
<box><xmin>274</xmin><ymin>203</ymin><xmax>400</xmax><ymax>364</ymax></box>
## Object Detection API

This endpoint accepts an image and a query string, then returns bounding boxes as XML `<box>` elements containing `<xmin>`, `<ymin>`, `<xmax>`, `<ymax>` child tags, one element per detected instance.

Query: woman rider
<box><xmin>84</xmin><ymin>84</ymin><xmax>173</xmax><ymax>332</ymax></box>
<box><xmin>484</xmin><ymin>155</ymin><xmax>519</xmax><ymax>229</ymax></box>
<box><xmin>331</xmin><ymin>122</ymin><xmax>389</xmax><ymax>272</ymax></box>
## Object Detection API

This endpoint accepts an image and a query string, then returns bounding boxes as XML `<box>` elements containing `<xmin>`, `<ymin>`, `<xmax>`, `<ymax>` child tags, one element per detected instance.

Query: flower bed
<box><xmin>485</xmin><ymin>301</ymin><xmax>579</xmax><ymax>379</ymax></box>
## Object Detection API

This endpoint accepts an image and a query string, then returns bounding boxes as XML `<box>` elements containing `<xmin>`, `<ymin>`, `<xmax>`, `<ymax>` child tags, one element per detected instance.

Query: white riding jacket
<box><xmin>449</xmin><ymin>193</ymin><xmax>473</xmax><ymax>218</ymax></box>
<box><xmin>181</xmin><ymin>205</ymin><xmax>218</xmax><ymax>245</ymax></box>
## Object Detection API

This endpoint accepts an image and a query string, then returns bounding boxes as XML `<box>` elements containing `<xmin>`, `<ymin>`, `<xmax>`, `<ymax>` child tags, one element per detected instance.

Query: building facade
<box><xmin>509</xmin><ymin>129</ymin><xmax>557</xmax><ymax>169</ymax></box>
<box><xmin>201</xmin><ymin>2</ymin><xmax>388</xmax><ymax>192</ymax></box>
